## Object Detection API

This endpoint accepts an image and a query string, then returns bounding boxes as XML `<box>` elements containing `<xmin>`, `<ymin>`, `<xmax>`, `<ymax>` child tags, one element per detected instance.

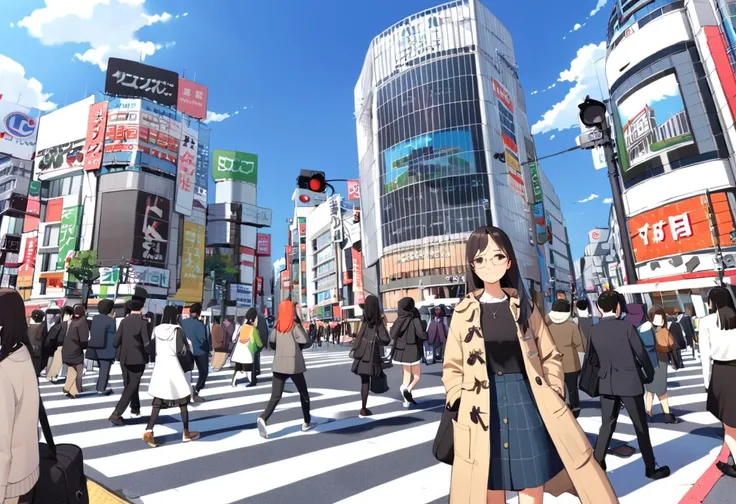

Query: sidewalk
<box><xmin>88</xmin><ymin>478</ymin><xmax>132</xmax><ymax>504</ymax></box>
<box><xmin>680</xmin><ymin>445</ymin><xmax>736</xmax><ymax>504</ymax></box>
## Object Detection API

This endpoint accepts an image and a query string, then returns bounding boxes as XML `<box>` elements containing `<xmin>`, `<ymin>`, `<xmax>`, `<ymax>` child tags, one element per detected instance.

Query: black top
<box><xmin>114</xmin><ymin>314</ymin><xmax>151</xmax><ymax>365</ymax></box>
<box><xmin>62</xmin><ymin>319</ymin><xmax>90</xmax><ymax>366</ymax></box>
<box><xmin>480</xmin><ymin>299</ymin><xmax>526</xmax><ymax>376</ymax></box>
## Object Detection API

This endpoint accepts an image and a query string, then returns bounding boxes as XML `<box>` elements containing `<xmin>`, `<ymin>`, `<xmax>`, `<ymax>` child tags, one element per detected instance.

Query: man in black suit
<box><xmin>589</xmin><ymin>290</ymin><xmax>670</xmax><ymax>480</ymax></box>
<box><xmin>109</xmin><ymin>287</ymin><xmax>150</xmax><ymax>426</ymax></box>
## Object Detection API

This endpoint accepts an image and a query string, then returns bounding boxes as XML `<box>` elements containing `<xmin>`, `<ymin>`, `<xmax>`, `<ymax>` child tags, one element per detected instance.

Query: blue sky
<box><xmin>0</xmin><ymin>0</ymin><xmax>617</xmax><ymax>267</ymax></box>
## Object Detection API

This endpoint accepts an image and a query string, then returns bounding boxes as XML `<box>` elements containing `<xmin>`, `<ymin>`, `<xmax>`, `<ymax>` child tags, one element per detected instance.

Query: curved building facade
<box><xmin>606</xmin><ymin>0</ymin><xmax>736</xmax><ymax>304</ymax></box>
<box><xmin>355</xmin><ymin>0</ymin><xmax>541</xmax><ymax>312</ymax></box>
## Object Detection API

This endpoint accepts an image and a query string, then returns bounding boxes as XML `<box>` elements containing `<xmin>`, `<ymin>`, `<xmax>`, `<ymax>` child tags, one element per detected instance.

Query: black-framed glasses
<box><xmin>471</xmin><ymin>253</ymin><xmax>508</xmax><ymax>268</ymax></box>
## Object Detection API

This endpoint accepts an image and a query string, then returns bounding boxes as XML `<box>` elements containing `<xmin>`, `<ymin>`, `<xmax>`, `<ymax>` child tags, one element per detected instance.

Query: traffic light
<box><xmin>297</xmin><ymin>170</ymin><xmax>326</xmax><ymax>193</ymax></box>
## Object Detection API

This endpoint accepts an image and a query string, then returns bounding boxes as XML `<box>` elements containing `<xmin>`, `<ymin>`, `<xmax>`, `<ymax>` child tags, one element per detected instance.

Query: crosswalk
<box><xmin>37</xmin><ymin>348</ymin><xmax>720</xmax><ymax>503</ymax></box>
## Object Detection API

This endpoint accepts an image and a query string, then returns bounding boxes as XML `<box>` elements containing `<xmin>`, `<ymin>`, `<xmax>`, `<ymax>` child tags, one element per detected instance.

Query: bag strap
<box><xmin>38</xmin><ymin>396</ymin><xmax>57</xmax><ymax>456</ymax></box>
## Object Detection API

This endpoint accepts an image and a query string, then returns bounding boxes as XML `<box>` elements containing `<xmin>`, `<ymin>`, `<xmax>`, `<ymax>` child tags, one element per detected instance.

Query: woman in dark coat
<box><xmin>62</xmin><ymin>304</ymin><xmax>90</xmax><ymax>398</ymax></box>
<box><xmin>390</xmin><ymin>297</ymin><xmax>427</xmax><ymax>407</ymax></box>
<box><xmin>350</xmin><ymin>295</ymin><xmax>390</xmax><ymax>417</ymax></box>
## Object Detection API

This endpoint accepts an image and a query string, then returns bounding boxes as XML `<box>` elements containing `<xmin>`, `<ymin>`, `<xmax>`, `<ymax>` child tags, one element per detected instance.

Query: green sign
<box><xmin>212</xmin><ymin>150</ymin><xmax>258</xmax><ymax>185</ymax></box>
<box><xmin>528</xmin><ymin>162</ymin><xmax>543</xmax><ymax>204</ymax></box>
<box><xmin>28</xmin><ymin>180</ymin><xmax>41</xmax><ymax>197</ymax></box>
<box><xmin>57</xmin><ymin>205</ymin><xmax>82</xmax><ymax>270</ymax></box>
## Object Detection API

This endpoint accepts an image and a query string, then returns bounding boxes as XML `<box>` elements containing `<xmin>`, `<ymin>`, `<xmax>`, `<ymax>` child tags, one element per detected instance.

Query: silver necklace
<box><xmin>482</xmin><ymin>291</ymin><xmax>506</xmax><ymax>319</ymax></box>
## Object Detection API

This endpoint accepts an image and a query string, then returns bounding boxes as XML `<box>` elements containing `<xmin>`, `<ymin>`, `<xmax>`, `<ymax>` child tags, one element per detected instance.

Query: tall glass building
<box><xmin>355</xmin><ymin>0</ymin><xmax>541</xmax><ymax>313</ymax></box>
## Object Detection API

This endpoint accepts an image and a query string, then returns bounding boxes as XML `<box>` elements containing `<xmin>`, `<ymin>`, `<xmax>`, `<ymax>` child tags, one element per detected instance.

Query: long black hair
<box><xmin>362</xmin><ymin>295</ymin><xmax>381</xmax><ymax>328</ymax></box>
<box><xmin>246</xmin><ymin>308</ymin><xmax>258</xmax><ymax>325</ymax></box>
<box><xmin>707</xmin><ymin>286</ymin><xmax>736</xmax><ymax>330</ymax></box>
<box><xmin>162</xmin><ymin>305</ymin><xmax>179</xmax><ymax>325</ymax></box>
<box><xmin>465</xmin><ymin>226</ymin><xmax>533</xmax><ymax>326</ymax></box>
<box><xmin>0</xmin><ymin>289</ymin><xmax>32</xmax><ymax>361</ymax></box>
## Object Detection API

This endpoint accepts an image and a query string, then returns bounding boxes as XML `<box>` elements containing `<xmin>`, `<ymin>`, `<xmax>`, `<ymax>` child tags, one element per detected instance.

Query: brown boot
<box><xmin>182</xmin><ymin>430</ymin><xmax>200</xmax><ymax>442</ymax></box>
<box><xmin>143</xmin><ymin>431</ymin><xmax>158</xmax><ymax>447</ymax></box>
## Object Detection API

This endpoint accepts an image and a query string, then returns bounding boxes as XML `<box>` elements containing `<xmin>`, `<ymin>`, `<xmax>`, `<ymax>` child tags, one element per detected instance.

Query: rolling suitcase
<box><xmin>423</xmin><ymin>341</ymin><xmax>435</xmax><ymax>365</ymax></box>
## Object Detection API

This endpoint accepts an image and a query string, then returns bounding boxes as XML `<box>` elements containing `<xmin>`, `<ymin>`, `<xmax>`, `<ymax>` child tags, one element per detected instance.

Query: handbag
<box><xmin>578</xmin><ymin>344</ymin><xmax>600</xmax><ymax>397</ymax></box>
<box><xmin>369</xmin><ymin>371</ymin><xmax>390</xmax><ymax>394</ymax></box>
<box><xmin>432</xmin><ymin>399</ymin><xmax>459</xmax><ymax>465</ymax></box>
<box><xmin>178</xmin><ymin>333</ymin><xmax>195</xmax><ymax>373</ymax></box>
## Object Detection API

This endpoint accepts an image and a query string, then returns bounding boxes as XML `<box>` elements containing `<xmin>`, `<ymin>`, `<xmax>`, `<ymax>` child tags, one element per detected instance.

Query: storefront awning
<box><xmin>615</xmin><ymin>276</ymin><xmax>721</xmax><ymax>294</ymax></box>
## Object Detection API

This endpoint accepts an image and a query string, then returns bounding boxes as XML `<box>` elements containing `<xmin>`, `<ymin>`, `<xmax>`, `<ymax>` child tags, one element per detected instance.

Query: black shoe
<box><xmin>645</xmin><ymin>466</ymin><xmax>671</xmax><ymax>480</ymax></box>
<box><xmin>717</xmin><ymin>461</ymin><xmax>736</xmax><ymax>478</ymax></box>
<box><xmin>246</xmin><ymin>382</ymin><xmax>257</xmax><ymax>387</ymax></box>
<box><xmin>663</xmin><ymin>413</ymin><xmax>678</xmax><ymax>424</ymax></box>
<box><xmin>98</xmin><ymin>389</ymin><xmax>113</xmax><ymax>396</ymax></box>
<box><xmin>402</xmin><ymin>388</ymin><xmax>417</xmax><ymax>405</ymax></box>
<box><xmin>109</xmin><ymin>415</ymin><xmax>125</xmax><ymax>427</ymax></box>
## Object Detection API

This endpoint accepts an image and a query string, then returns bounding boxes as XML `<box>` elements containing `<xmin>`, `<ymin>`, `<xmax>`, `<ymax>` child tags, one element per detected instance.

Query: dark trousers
<box><xmin>194</xmin><ymin>354</ymin><xmax>209</xmax><ymax>392</ymax></box>
<box><xmin>96</xmin><ymin>360</ymin><xmax>113</xmax><ymax>393</ymax></box>
<box><xmin>113</xmin><ymin>364</ymin><xmax>145</xmax><ymax>416</ymax></box>
<box><xmin>254</xmin><ymin>350</ymin><xmax>261</xmax><ymax>376</ymax></box>
<box><xmin>261</xmin><ymin>372</ymin><xmax>310</xmax><ymax>423</ymax></box>
<box><xmin>32</xmin><ymin>355</ymin><xmax>43</xmax><ymax>377</ymax></box>
<box><xmin>564</xmin><ymin>371</ymin><xmax>581</xmax><ymax>413</ymax></box>
<box><xmin>595</xmin><ymin>394</ymin><xmax>656</xmax><ymax>469</ymax></box>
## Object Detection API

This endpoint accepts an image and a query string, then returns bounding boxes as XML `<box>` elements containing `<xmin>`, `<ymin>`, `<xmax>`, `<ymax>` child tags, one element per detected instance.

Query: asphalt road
<box><xmin>39</xmin><ymin>344</ymin><xmax>726</xmax><ymax>503</ymax></box>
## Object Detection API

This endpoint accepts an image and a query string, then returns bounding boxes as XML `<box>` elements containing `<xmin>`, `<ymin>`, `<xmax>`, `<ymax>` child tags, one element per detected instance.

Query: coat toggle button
<box><xmin>535</xmin><ymin>376</ymin><xmax>543</xmax><ymax>386</ymax></box>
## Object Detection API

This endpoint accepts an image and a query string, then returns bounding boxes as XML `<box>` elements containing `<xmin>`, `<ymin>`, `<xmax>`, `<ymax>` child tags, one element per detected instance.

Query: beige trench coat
<box><xmin>442</xmin><ymin>289</ymin><xmax>618</xmax><ymax>504</ymax></box>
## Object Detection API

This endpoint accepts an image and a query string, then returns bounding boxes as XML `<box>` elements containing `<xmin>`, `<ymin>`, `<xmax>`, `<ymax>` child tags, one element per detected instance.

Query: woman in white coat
<box><xmin>143</xmin><ymin>305</ymin><xmax>200</xmax><ymax>447</ymax></box>
<box><xmin>230</xmin><ymin>308</ymin><xmax>263</xmax><ymax>387</ymax></box>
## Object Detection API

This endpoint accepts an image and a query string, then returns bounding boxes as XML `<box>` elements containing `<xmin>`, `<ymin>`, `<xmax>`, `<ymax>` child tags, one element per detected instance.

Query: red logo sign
<box><xmin>177</xmin><ymin>79</ymin><xmax>208</xmax><ymax>120</ymax></box>
<box><xmin>492</xmin><ymin>78</ymin><xmax>514</xmax><ymax>113</ymax></box>
<box><xmin>84</xmin><ymin>101</ymin><xmax>109</xmax><ymax>171</ymax></box>
<box><xmin>352</xmin><ymin>248</ymin><xmax>364</xmax><ymax>305</ymax></box>
<box><xmin>591</xmin><ymin>230</ymin><xmax>600</xmax><ymax>240</ymax></box>
<box><xmin>256</xmin><ymin>277</ymin><xmax>263</xmax><ymax>295</ymax></box>
<box><xmin>256</xmin><ymin>233</ymin><xmax>271</xmax><ymax>256</ymax></box>
<box><xmin>347</xmin><ymin>180</ymin><xmax>360</xmax><ymax>201</ymax></box>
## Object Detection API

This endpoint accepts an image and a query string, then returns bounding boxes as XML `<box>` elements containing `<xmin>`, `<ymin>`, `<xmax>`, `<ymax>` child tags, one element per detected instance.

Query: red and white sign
<box><xmin>347</xmin><ymin>180</ymin><xmax>360</xmax><ymax>201</ymax></box>
<box><xmin>16</xmin><ymin>235</ymin><xmax>37</xmax><ymax>288</ymax></box>
<box><xmin>352</xmin><ymin>248</ymin><xmax>364</xmax><ymax>305</ymax></box>
<box><xmin>239</xmin><ymin>247</ymin><xmax>255</xmax><ymax>267</ymax></box>
<box><xmin>84</xmin><ymin>101</ymin><xmax>109</xmax><ymax>171</ymax></box>
<box><xmin>177</xmin><ymin>79</ymin><xmax>208</xmax><ymax>120</ymax></box>
<box><xmin>590</xmin><ymin>230</ymin><xmax>600</xmax><ymax>240</ymax></box>
<box><xmin>256</xmin><ymin>233</ymin><xmax>271</xmax><ymax>256</ymax></box>
<box><xmin>492</xmin><ymin>78</ymin><xmax>514</xmax><ymax>113</ymax></box>
<box><xmin>174</xmin><ymin>119</ymin><xmax>198</xmax><ymax>216</ymax></box>
<box><xmin>256</xmin><ymin>276</ymin><xmax>263</xmax><ymax>295</ymax></box>
<box><xmin>23</xmin><ymin>196</ymin><xmax>40</xmax><ymax>233</ymax></box>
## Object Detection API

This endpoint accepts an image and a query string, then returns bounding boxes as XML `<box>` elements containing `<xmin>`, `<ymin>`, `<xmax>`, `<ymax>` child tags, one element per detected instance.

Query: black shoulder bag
<box><xmin>578</xmin><ymin>343</ymin><xmax>601</xmax><ymax>397</ymax></box>
<box><xmin>368</xmin><ymin>329</ymin><xmax>390</xmax><ymax>394</ymax></box>
<box><xmin>432</xmin><ymin>399</ymin><xmax>459</xmax><ymax>465</ymax></box>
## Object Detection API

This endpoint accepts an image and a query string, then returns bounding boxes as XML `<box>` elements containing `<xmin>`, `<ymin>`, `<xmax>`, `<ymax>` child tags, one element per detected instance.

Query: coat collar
<box><xmin>454</xmin><ymin>287</ymin><xmax>521</xmax><ymax>314</ymax></box>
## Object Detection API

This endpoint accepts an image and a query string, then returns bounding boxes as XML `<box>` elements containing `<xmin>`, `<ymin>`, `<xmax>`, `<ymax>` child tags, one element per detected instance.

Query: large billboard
<box><xmin>177</xmin><ymin>79</ymin><xmax>208</xmax><ymax>120</ymax></box>
<box><xmin>175</xmin><ymin>118</ymin><xmax>198</xmax><ymax>215</ymax></box>
<box><xmin>493</xmin><ymin>78</ymin><xmax>525</xmax><ymax>199</ymax></box>
<box><xmin>16</xmin><ymin>235</ymin><xmax>37</xmax><ymax>290</ymax></box>
<box><xmin>628</xmin><ymin>191</ymin><xmax>734</xmax><ymax>264</ymax></box>
<box><xmin>105</xmin><ymin>58</ymin><xmax>178</xmax><ymax>107</ymax></box>
<box><xmin>174</xmin><ymin>220</ymin><xmax>205</xmax><ymax>302</ymax></box>
<box><xmin>83</xmin><ymin>101</ymin><xmax>109</xmax><ymax>171</ymax></box>
<box><xmin>0</xmin><ymin>100</ymin><xmax>38</xmax><ymax>160</ymax></box>
<box><xmin>97</xmin><ymin>191</ymin><xmax>137</xmax><ymax>267</ymax></box>
<box><xmin>195</xmin><ymin>126</ymin><xmax>210</xmax><ymax>190</ymax></box>
<box><xmin>383</xmin><ymin>128</ymin><xmax>476</xmax><ymax>193</ymax></box>
<box><xmin>103</xmin><ymin>98</ymin><xmax>182</xmax><ymax>175</ymax></box>
<box><xmin>616</xmin><ymin>72</ymin><xmax>694</xmax><ymax>172</ymax></box>
<box><xmin>133</xmin><ymin>192</ymin><xmax>171</xmax><ymax>267</ymax></box>
<box><xmin>57</xmin><ymin>206</ymin><xmax>82</xmax><ymax>270</ymax></box>
<box><xmin>36</xmin><ymin>139</ymin><xmax>85</xmax><ymax>174</ymax></box>
<box><xmin>212</xmin><ymin>150</ymin><xmax>258</xmax><ymax>184</ymax></box>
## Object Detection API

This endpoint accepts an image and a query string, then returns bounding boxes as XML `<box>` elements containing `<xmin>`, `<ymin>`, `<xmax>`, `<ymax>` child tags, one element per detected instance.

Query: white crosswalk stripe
<box><xmin>36</xmin><ymin>348</ymin><xmax>717</xmax><ymax>503</ymax></box>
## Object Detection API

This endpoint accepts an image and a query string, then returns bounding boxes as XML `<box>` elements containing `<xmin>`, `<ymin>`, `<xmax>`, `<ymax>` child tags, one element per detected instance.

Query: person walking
<box><xmin>698</xmin><ymin>287</ymin><xmax>736</xmax><ymax>477</ymax></box>
<box><xmin>142</xmin><ymin>305</ymin><xmax>200</xmax><ymax>447</ymax></box>
<box><xmin>588</xmin><ymin>290</ymin><xmax>670</xmax><ymax>479</ymax></box>
<box><xmin>61</xmin><ymin>304</ymin><xmax>90</xmax><ymax>398</ymax></box>
<box><xmin>350</xmin><ymin>295</ymin><xmax>390</xmax><ymax>417</ymax></box>
<box><xmin>109</xmin><ymin>288</ymin><xmax>150</xmax><ymax>426</ymax></box>
<box><xmin>675</xmin><ymin>306</ymin><xmax>697</xmax><ymax>357</ymax></box>
<box><xmin>27</xmin><ymin>310</ymin><xmax>46</xmax><ymax>377</ymax></box>
<box><xmin>257</xmin><ymin>300</ymin><xmax>316</xmax><ymax>439</ymax></box>
<box><xmin>230</xmin><ymin>309</ymin><xmax>263</xmax><ymax>387</ymax></box>
<box><xmin>87</xmin><ymin>299</ymin><xmax>117</xmax><ymax>396</ymax></box>
<box><xmin>180</xmin><ymin>303</ymin><xmax>209</xmax><ymax>403</ymax></box>
<box><xmin>390</xmin><ymin>297</ymin><xmax>427</xmax><ymax>408</ymax></box>
<box><xmin>210</xmin><ymin>317</ymin><xmax>228</xmax><ymax>372</ymax></box>
<box><xmin>255</xmin><ymin>312</ymin><xmax>268</xmax><ymax>377</ymax></box>
<box><xmin>426</xmin><ymin>306</ymin><xmax>448</xmax><ymax>364</ymax></box>
<box><xmin>643</xmin><ymin>306</ymin><xmax>680</xmax><ymax>423</ymax></box>
<box><xmin>0</xmin><ymin>289</ymin><xmax>40</xmax><ymax>504</ymax></box>
<box><xmin>574</xmin><ymin>299</ymin><xmax>597</xmax><ymax>347</ymax></box>
<box><xmin>545</xmin><ymin>299</ymin><xmax>586</xmax><ymax>418</ymax></box>
<box><xmin>44</xmin><ymin>306</ymin><xmax>73</xmax><ymax>383</ymax></box>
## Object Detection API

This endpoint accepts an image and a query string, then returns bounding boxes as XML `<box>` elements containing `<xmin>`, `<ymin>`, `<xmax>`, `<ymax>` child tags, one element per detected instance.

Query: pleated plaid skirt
<box><xmin>488</xmin><ymin>372</ymin><xmax>564</xmax><ymax>491</ymax></box>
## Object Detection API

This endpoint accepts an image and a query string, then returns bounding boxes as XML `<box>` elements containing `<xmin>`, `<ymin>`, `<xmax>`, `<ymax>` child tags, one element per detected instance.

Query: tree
<box><xmin>203</xmin><ymin>254</ymin><xmax>238</xmax><ymax>282</ymax></box>
<box><xmin>67</xmin><ymin>250</ymin><xmax>100</xmax><ymax>307</ymax></box>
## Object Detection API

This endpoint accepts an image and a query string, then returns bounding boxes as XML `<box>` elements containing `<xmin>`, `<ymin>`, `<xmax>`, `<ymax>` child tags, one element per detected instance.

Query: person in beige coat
<box><xmin>442</xmin><ymin>226</ymin><xmax>617</xmax><ymax>504</ymax></box>
<box><xmin>0</xmin><ymin>289</ymin><xmax>40</xmax><ymax>504</ymax></box>
<box><xmin>545</xmin><ymin>299</ymin><xmax>586</xmax><ymax>418</ymax></box>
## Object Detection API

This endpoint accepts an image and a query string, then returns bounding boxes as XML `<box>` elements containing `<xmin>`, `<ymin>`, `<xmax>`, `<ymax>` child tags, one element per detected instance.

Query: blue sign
<box><xmin>4</xmin><ymin>112</ymin><xmax>36</xmax><ymax>138</ymax></box>
<box><xmin>533</xmin><ymin>203</ymin><xmax>548</xmax><ymax>245</ymax></box>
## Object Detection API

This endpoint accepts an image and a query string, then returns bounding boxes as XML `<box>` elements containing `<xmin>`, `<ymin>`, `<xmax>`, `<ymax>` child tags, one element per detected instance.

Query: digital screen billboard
<box><xmin>133</xmin><ymin>192</ymin><xmax>171</xmax><ymax>268</ymax></box>
<box><xmin>105</xmin><ymin>58</ymin><xmax>178</xmax><ymax>107</ymax></box>
<box><xmin>615</xmin><ymin>72</ymin><xmax>694</xmax><ymax>172</ymax></box>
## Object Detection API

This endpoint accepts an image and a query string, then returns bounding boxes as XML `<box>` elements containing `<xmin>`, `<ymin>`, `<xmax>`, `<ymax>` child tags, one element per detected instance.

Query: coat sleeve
<box><xmin>413</xmin><ymin>318</ymin><xmax>428</xmax><ymax>341</ymax></box>
<box><xmin>293</xmin><ymin>324</ymin><xmax>308</xmax><ymax>344</ymax></box>
<box><xmin>572</xmin><ymin>321</ymin><xmax>586</xmax><ymax>353</ymax></box>
<box><xmin>377</xmin><ymin>323</ymin><xmax>391</xmax><ymax>345</ymax></box>
<box><xmin>700</xmin><ymin>320</ymin><xmax>713</xmax><ymax>389</ymax></box>
<box><xmin>530</xmin><ymin>307</ymin><xmax>565</xmax><ymax>398</ymax></box>
<box><xmin>0</xmin><ymin>370</ymin><xmax>14</xmax><ymax>500</ymax></box>
<box><xmin>269</xmin><ymin>328</ymin><xmax>277</xmax><ymax>343</ymax></box>
<box><xmin>628</xmin><ymin>324</ymin><xmax>654</xmax><ymax>383</ymax></box>
<box><xmin>442</xmin><ymin>319</ymin><xmax>465</xmax><ymax>409</ymax></box>
<box><xmin>78</xmin><ymin>321</ymin><xmax>90</xmax><ymax>349</ymax></box>
<box><xmin>175</xmin><ymin>328</ymin><xmax>185</xmax><ymax>354</ymax></box>
<box><xmin>113</xmin><ymin>321</ymin><xmax>123</xmax><ymax>349</ymax></box>
<box><xmin>253</xmin><ymin>328</ymin><xmax>263</xmax><ymax>349</ymax></box>
<box><xmin>141</xmin><ymin>319</ymin><xmax>151</xmax><ymax>349</ymax></box>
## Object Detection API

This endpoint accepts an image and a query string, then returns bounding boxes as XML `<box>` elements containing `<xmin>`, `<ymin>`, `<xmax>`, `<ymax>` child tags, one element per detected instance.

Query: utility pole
<box><xmin>705</xmin><ymin>190</ymin><xmax>726</xmax><ymax>286</ymax></box>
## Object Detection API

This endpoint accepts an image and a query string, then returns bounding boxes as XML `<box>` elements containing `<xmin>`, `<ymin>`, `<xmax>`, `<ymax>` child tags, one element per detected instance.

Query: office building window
<box><xmin>5</xmin><ymin>216</ymin><xmax>23</xmax><ymax>235</ymax></box>
<box><xmin>43</xmin><ymin>225</ymin><xmax>60</xmax><ymax>247</ymax></box>
<box><xmin>0</xmin><ymin>179</ymin><xmax>15</xmax><ymax>193</ymax></box>
<box><xmin>40</xmin><ymin>252</ymin><xmax>59</xmax><ymax>272</ymax></box>
<box><xmin>40</xmin><ymin>173</ymin><xmax>83</xmax><ymax>199</ymax></box>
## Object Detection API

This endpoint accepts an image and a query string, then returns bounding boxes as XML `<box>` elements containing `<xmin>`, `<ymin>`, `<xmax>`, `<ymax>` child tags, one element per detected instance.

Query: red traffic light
<box><xmin>308</xmin><ymin>178</ymin><xmax>323</xmax><ymax>191</ymax></box>
<box><xmin>296</xmin><ymin>170</ymin><xmax>326</xmax><ymax>193</ymax></box>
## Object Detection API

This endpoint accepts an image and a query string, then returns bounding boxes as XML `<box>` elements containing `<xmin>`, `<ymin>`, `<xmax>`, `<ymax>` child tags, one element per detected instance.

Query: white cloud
<box><xmin>0</xmin><ymin>54</ymin><xmax>56</xmax><ymax>111</ymax></box>
<box><xmin>182</xmin><ymin>12</ymin><xmax>189</xmax><ymax>16</ymax></box>
<box><xmin>577</xmin><ymin>193</ymin><xmax>599</xmax><ymax>203</ymax></box>
<box><xmin>164</xmin><ymin>41</ymin><xmax>176</xmax><ymax>49</ymax></box>
<box><xmin>203</xmin><ymin>110</ymin><xmax>231</xmax><ymax>124</ymax></box>
<box><xmin>17</xmin><ymin>0</ymin><xmax>175</xmax><ymax>71</ymax></box>
<box><xmin>590</xmin><ymin>0</ymin><xmax>609</xmax><ymax>17</ymax></box>
<box><xmin>9</xmin><ymin>22</ymin><xmax>14</xmax><ymax>28</ymax></box>
<box><xmin>242</xmin><ymin>105</ymin><xmax>248</xmax><ymax>110</ymax></box>
<box><xmin>573</xmin><ymin>23</ymin><xmax>582</xmax><ymax>31</ymax></box>
<box><xmin>549</xmin><ymin>134</ymin><xmax>556</xmax><ymax>140</ymax></box>
<box><xmin>546</xmin><ymin>83</ymin><xmax>556</xmax><ymax>90</ymax></box>
<box><xmin>617</xmin><ymin>73</ymin><xmax>680</xmax><ymax>120</ymax></box>
<box><xmin>531</xmin><ymin>41</ymin><xmax>607</xmax><ymax>135</ymax></box>
<box><xmin>530</xmin><ymin>90</ymin><xmax>538</xmax><ymax>95</ymax></box>
<box><xmin>563</xmin><ymin>36</ymin><xmax>566</xmax><ymax>40</ymax></box>
<box><xmin>603</xmin><ymin>197</ymin><xmax>613</xmax><ymax>204</ymax></box>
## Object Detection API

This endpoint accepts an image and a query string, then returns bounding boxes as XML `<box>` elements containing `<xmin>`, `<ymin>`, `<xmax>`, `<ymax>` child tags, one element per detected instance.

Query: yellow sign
<box><xmin>505</xmin><ymin>148</ymin><xmax>521</xmax><ymax>173</ymax></box>
<box><xmin>173</xmin><ymin>221</ymin><xmax>205</xmax><ymax>303</ymax></box>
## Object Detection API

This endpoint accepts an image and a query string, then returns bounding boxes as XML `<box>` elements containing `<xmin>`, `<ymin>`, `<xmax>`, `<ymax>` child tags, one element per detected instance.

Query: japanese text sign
<box><xmin>174</xmin><ymin>220</ymin><xmax>205</xmax><ymax>302</ymax></box>
<box><xmin>175</xmin><ymin>119</ymin><xmax>198</xmax><ymax>215</ymax></box>
<box><xmin>17</xmin><ymin>236</ymin><xmax>37</xmax><ymax>289</ymax></box>
<box><xmin>352</xmin><ymin>248</ymin><xmax>365</xmax><ymax>305</ymax></box>
<box><xmin>105</xmin><ymin>58</ymin><xmax>178</xmax><ymax>107</ymax></box>
<box><xmin>256</xmin><ymin>233</ymin><xmax>271</xmax><ymax>256</ymax></box>
<box><xmin>84</xmin><ymin>101</ymin><xmax>109</xmax><ymax>171</ymax></box>
<box><xmin>256</xmin><ymin>277</ymin><xmax>263</xmax><ymax>295</ymax></box>
<box><xmin>528</xmin><ymin>162</ymin><xmax>543</xmax><ymax>205</ymax></box>
<box><xmin>57</xmin><ymin>206</ymin><xmax>82</xmax><ymax>270</ymax></box>
<box><xmin>177</xmin><ymin>79</ymin><xmax>208</xmax><ymax>120</ymax></box>
<box><xmin>212</xmin><ymin>150</ymin><xmax>258</xmax><ymax>185</ymax></box>
<box><xmin>627</xmin><ymin>192</ymin><xmax>734</xmax><ymax>263</ymax></box>
<box><xmin>347</xmin><ymin>180</ymin><xmax>361</xmax><ymax>201</ymax></box>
